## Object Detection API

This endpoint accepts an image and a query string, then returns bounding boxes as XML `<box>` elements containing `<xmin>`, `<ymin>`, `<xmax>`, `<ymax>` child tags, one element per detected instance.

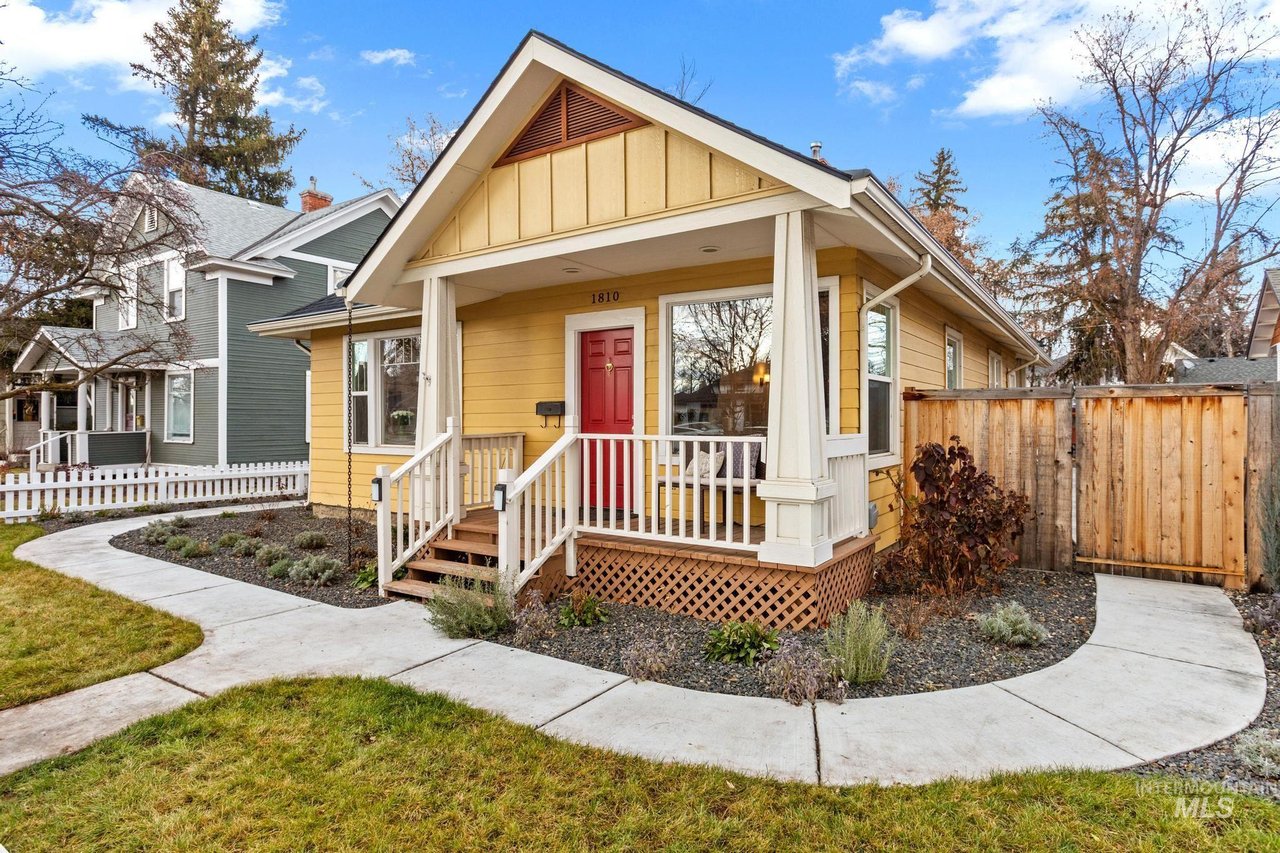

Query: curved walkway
<box><xmin>1</xmin><ymin>506</ymin><xmax>1268</xmax><ymax>785</ymax></box>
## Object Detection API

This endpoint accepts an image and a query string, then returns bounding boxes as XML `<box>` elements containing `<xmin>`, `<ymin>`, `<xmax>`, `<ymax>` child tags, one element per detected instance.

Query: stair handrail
<box><xmin>495</xmin><ymin>418</ymin><xmax>579</xmax><ymax>598</ymax></box>
<box><xmin>375</xmin><ymin>418</ymin><xmax>460</xmax><ymax>590</ymax></box>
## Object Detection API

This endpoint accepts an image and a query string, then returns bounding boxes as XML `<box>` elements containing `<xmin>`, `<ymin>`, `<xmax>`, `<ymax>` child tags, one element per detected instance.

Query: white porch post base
<box><xmin>756</xmin><ymin>477</ymin><xmax>836</xmax><ymax>567</ymax></box>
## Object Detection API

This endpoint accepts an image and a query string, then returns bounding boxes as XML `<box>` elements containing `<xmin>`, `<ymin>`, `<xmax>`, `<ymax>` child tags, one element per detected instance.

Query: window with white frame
<box><xmin>347</xmin><ymin>331</ymin><xmax>421</xmax><ymax>448</ymax></box>
<box><xmin>661</xmin><ymin>280</ymin><xmax>838</xmax><ymax>440</ymax></box>
<box><xmin>329</xmin><ymin>265</ymin><xmax>355</xmax><ymax>294</ymax></box>
<box><xmin>988</xmin><ymin>351</ymin><xmax>1005</xmax><ymax>388</ymax></box>
<box><xmin>119</xmin><ymin>267</ymin><xmax>140</xmax><ymax>330</ymax></box>
<box><xmin>164</xmin><ymin>257</ymin><xmax>185</xmax><ymax>321</ymax></box>
<box><xmin>165</xmin><ymin>370</ymin><xmax>194</xmax><ymax>442</ymax></box>
<box><xmin>865</xmin><ymin>297</ymin><xmax>897</xmax><ymax>458</ymax></box>
<box><xmin>945</xmin><ymin>327</ymin><xmax>963</xmax><ymax>390</ymax></box>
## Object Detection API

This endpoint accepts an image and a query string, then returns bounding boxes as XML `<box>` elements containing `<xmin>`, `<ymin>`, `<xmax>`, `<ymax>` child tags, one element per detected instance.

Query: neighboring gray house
<box><xmin>1174</xmin><ymin>356</ymin><xmax>1279</xmax><ymax>384</ymax></box>
<box><xmin>11</xmin><ymin>179</ymin><xmax>399</xmax><ymax>467</ymax></box>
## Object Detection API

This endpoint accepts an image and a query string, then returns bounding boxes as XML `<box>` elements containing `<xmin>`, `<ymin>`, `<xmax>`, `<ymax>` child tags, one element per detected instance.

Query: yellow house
<box><xmin>251</xmin><ymin>32</ymin><xmax>1046</xmax><ymax>629</ymax></box>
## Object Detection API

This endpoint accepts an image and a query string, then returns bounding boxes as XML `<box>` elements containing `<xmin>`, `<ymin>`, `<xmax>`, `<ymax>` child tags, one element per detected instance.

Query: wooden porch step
<box><xmin>383</xmin><ymin>578</ymin><xmax>494</xmax><ymax>606</ymax></box>
<box><xmin>430</xmin><ymin>537</ymin><xmax>498</xmax><ymax>558</ymax></box>
<box><xmin>452</xmin><ymin>511</ymin><xmax>499</xmax><ymax>536</ymax></box>
<box><xmin>405</xmin><ymin>557</ymin><xmax>499</xmax><ymax>584</ymax></box>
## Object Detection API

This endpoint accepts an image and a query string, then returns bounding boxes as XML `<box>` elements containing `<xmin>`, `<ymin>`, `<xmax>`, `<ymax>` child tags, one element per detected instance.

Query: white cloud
<box><xmin>259</xmin><ymin>75</ymin><xmax>328</xmax><ymax>114</ymax></box>
<box><xmin>833</xmin><ymin>0</ymin><xmax>1280</xmax><ymax>118</ymax></box>
<box><xmin>0</xmin><ymin>0</ymin><xmax>281</xmax><ymax>78</ymax></box>
<box><xmin>360</xmin><ymin>48</ymin><xmax>416</xmax><ymax>67</ymax></box>
<box><xmin>152</xmin><ymin>109</ymin><xmax>179</xmax><ymax>128</ymax></box>
<box><xmin>846</xmin><ymin>79</ymin><xmax>897</xmax><ymax>104</ymax></box>
<box><xmin>308</xmin><ymin>45</ymin><xmax>336</xmax><ymax>62</ymax></box>
<box><xmin>436</xmin><ymin>82</ymin><xmax>468</xmax><ymax>100</ymax></box>
<box><xmin>905</xmin><ymin>74</ymin><xmax>928</xmax><ymax>91</ymax></box>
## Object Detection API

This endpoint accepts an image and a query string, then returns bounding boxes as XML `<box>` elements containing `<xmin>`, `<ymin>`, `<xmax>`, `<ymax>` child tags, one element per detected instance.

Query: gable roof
<box><xmin>1248</xmin><ymin>268</ymin><xmax>1280</xmax><ymax>358</ymax></box>
<box><xmin>1173</xmin><ymin>356</ymin><xmax>1277</xmax><ymax>384</ymax></box>
<box><xmin>13</xmin><ymin>325</ymin><xmax>180</xmax><ymax>373</ymax></box>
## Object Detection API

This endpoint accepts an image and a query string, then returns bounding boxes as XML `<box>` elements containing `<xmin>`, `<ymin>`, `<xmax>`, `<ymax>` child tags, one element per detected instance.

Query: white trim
<box><xmin>860</xmin><ymin>281</ymin><xmax>901</xmax><ymax>470</ymax></box>
<box><xmin>194</xmin><ymin>260</ymin><xmax>287</xmax><ymax>286</ymax></box>
<box><xmin>343</xmin><ymin>325</ymin><xmax>423</xmax><ymax>453</ymax></box>
<box><xmin>244</xmin><ymin>191</ymin><xmax>400</xmax><ymax>260</ymax></box>
<box><xmin>656</xmin><ymin>276</ymin><xmax>840</xmax><ymax>446</ymax></box>
<box><xmin>119</xmin><ymin>266</ymin><xmax>139</xmax><ymax>331</ymax></box>
<box><xmin>410</xmin><ymin>191</ymin><xmax>819</xmax><ymax>282</ymax></box>
<box><xmin>988</xmin><ymin>350</ymin><xmax>1006</xmax><ymax>389</ymax></box>
<box><xmin>944</xmin><ymin>325</ymin><xmax>964</xmax><ymax>390</ymax></box>
<box><xmin>249</xmin><ymin>305</ymin><xmax>422</xmax><ymax>338</ymax></box>
<box><xmin>328</xmin><ymin>264</ymin><xmax>356</xmax><ymax>295</ymax></box>
<box><xmin>143</xmin><ymin>206</ymin><xmax>158</xmax><ymax>233</ymax></box>
<box><xmin>216</xmin><ymin>272</ymin><xmax>228</xmax><ymax>464</ymax></box>
<box><xmin>164</xmin><ymin>256</ymin><xmax>186</xmax><ymax>323</ymax></box>
<box><xmin>163</xmin><ymin>368</ymin><xmax>195</xmax><ymax>444</ymax></box>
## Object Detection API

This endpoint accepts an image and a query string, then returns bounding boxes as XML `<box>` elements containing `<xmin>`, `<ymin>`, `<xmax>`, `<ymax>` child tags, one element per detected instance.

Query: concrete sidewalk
<box><xmin>2</xmin><ymin>507</ymin><xmax>1268</xmax><ymax>785</ymax></box>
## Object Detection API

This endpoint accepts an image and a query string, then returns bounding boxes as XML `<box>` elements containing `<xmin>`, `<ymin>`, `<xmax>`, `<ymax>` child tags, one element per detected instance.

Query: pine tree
<box><xmin>912</xmin><ymin>148</ymin><xmax>968</xmax><ymax>215</ymax></box>
<box><xmin>85</xmin><ymin>0</ymin><xmax>302</xmax><ymax>205</ymax></box>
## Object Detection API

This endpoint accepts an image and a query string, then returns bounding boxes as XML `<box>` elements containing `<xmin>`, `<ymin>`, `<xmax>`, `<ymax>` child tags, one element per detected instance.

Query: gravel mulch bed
<box><xmin>1132</xmin><ymin>591</ymin><xmax>1280</xmax><ymax>803</ymax></box>
<box><xmin>110</xmin><ymin>505</ymin><xmax>388</xmax><ymax>608</ymax></box>
<box><xmin>36</xmin><ymin>498</ymin><xmax>296</xmax><ymax>535</ymax></box>
<box><xmin>495</xmin><ymin>567</ymin><xmax>1096</xmax><ymax>700</ymax></box>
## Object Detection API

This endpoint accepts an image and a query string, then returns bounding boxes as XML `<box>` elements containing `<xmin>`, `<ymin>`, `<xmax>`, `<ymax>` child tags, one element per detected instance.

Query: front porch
<box><xmin>16</xmin><ymin>370</ymin><xmax>151</xmax><ymax>470</ymax></box>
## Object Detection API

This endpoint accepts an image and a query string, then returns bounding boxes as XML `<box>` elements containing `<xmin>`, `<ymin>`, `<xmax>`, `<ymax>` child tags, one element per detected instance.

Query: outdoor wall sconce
<box><xmin>370</xmin><ymin>476</ymin><xmax>383</xmax><ymax>503</ymax></box>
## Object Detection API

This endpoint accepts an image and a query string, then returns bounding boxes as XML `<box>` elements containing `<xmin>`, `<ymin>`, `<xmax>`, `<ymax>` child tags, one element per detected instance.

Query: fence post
<box><xmin>375</xmin><ymin>464</ymin><xmax>392</xmax><ymax>593</ymax></box>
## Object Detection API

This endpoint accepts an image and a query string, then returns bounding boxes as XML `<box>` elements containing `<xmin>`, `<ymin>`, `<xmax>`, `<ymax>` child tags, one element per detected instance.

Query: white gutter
<box><xmin>860</xmin><ymin>254</ymin><xmax>932</xmax><ymax>320</ymax></box>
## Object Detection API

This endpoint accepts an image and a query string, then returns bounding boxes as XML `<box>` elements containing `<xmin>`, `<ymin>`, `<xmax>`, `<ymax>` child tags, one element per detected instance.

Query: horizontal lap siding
<box><xmin>149</xmin><ymin>368</ymin><xmax>218</xmax><ymax>466</ymax></box>
<box><xmin>296</xmin><ymin>210</ymin><xmax>391</xmax><ymax>265</ymax></box>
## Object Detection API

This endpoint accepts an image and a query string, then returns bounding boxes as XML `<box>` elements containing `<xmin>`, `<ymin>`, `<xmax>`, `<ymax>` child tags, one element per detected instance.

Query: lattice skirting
<box><xmin>520</xmin><ymin>536</ymin><xmax>876</xmax><ymax>631</ymax></box>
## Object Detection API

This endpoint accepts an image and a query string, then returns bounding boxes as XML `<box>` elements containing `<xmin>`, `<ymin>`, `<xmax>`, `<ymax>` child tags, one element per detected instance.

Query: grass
<box><xmin>1</xmin><ymin>678</ymin><xmax>1277</xmax><ymax>851</ymax></box>
<box><xmin>0</xmin><ymin>525</ymin><xmax>203</xmax><ymax>710</ymax></box>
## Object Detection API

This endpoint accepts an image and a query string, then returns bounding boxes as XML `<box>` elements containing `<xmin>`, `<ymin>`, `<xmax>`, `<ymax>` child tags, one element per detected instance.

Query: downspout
<box><xmin>859</xmin><ymin>254</ymin><xmax>932</xmax><ymax>326</ymax></box>
<box><xmin>292</xmin><ymin>340</ymin><xmax>311</xmax><ymax>356</ymax></box>
<box><xmin>1010</xmin><ymin>354</ymin><xmax>1040</xmax><ymax>385</ymax></box>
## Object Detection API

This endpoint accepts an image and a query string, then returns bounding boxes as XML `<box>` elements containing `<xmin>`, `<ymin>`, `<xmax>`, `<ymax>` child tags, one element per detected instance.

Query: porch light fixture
<box><xmin>699</xmin><ymin>245</ymin><xmax>720</xmax><ymax>254</ymax></box>
<box><xmin>370</xmin><ymin>476</ymin><xmax>383</xmax><ymax>503</ymax></box>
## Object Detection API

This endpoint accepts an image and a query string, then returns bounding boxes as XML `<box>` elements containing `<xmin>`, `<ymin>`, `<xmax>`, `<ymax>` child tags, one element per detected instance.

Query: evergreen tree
<box><xmin>85</xmin><ymin>0</ymin><xmax>302</xmax><ymax>205</ymax></box>
<box><xmin>912</xmin><ymin>148</ymin><xmax>968</xmax><ymax>215</ymax></box>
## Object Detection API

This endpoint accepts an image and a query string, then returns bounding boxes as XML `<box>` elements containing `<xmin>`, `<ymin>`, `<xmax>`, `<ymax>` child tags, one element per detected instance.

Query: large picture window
<box><xmin>865</xmin><ymin>300</ymin><xmax>896</xmax><ymax>457</ymax></box>
<box><xmin>347</xmin><ymin>330</ymin><xmax>420</xmax><ymax>449</ymax></box>
<box><xmin>662</xmin><ymin>281</ymin><xmax>837</xmax><ymax>442</ymax></box>
<box><xmin>165</xmin><ymin>371</ymin><xmax>193</xmax><ymax>443</ymax></box>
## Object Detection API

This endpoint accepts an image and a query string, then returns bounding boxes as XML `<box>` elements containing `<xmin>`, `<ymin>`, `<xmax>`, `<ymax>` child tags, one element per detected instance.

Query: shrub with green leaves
<box><xmin>558</xmin><ymin>591</ymin><xmax>608</xmax><ymax>628</ymax></box>
<box><xmin>351</xmin><ymin>562</ymin><xmax>378</xmax><ymax>590</ymax></box>
<box><xmin>169</xmin><ymin>515</ymin><xmax>192</xmax><ymax>530</ymax></box>
<box><xmin>704</xmin><ymin>621</ymin><xmax>778</xmax><ymax>666</ymax></box>
<box><xmin>825</xmin><ymin>601</ymin><xmax>895</xmax><ymax>685</ymax></box>
<box><xmin>61</xmin><ymin>511</ymin><xmax>87</xmax><ymax>525</ymax></box>
<box><xmin>219</xmin><ymin>510</ymin><xmax>238</xmax><ymax>519</ymax></box>
<box><xmin>216</xmin><ymin>532</ymin><xmax>246</xmax><ymax>550</ymax></box>
<box><xmin>178</xmin><ymin>540</ymin><xmax>212</xmax><ymax>559</ymax></box>
<box><xmin>267</xmin><ymin>559</ymin><xmax>293</xmax><ymax>579</ymax></box>
<box><xmin>979</xmin><ymin>601</ymin><xmax>1048</xmax><ymax>647</ymax></box>
<box><xmin>424</xmin><ymin>577</ymin><xmax>511</xmax><ymax>639</ymax></box>
<box><xmin>254</xmin><ymin>544</ymin><xmax>289</xmax><ymax>568</ymax></box>
<box><xmin>142</xmin><ymin>520</ymin><xmax>176</xmax><ymax>545</ymax></box>
<box><xmin>231</xmin><ymin>537</ymin><xmax>263</xmax><ymax>558</ymax></box>
<box><xmin>164</xmin><ymin>535</ymin><xmax>195</xmax><ymax>553</ymax></box>
<box><xmin>760</xmin><ymin>638</ymin><xmax>845</xmax><ymax>705</ymax></box>
<box><xmin>288</xmin><ymin>556</ymin><xmax>344</xmax><ymax>586</ymax></box>
<box><xmin>292</xmin><ymin>530</ymin><xmax>328</xmax><ymax>550</ymax></box>
<box><xmin>1235</xmin><ymin>728</ymin><xmax>1280</xmax><ymax>778</ymax></box>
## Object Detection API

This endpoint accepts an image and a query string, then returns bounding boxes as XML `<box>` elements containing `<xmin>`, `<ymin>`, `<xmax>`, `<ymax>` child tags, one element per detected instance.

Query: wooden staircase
<box><xmin>382</xmin><ymin>510</ymin><xmax>501</xmax><ymax>603</ymax></box>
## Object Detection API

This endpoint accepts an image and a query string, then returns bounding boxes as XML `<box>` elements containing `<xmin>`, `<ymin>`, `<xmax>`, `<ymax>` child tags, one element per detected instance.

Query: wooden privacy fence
<box><xmin>904</xmin><ymin>385</ymin><xmax>1257</xmax><ymax>590</ymax></box>
<box><xmin>0</xmin><ymin>461</ymin><xmax>310</xmax><ymax>522</ymax></box>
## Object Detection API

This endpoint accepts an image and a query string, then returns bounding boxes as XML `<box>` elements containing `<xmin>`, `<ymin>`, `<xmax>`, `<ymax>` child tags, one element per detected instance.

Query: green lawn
<box><xmin>1</xmin><ymin>678</ymin><xmax>1276</xmax><ymax>851</ymax></box>
<box><xmin>0</xmin><ymin>525</ymin><xmax>203</xmax><ymax>710</ymax></box>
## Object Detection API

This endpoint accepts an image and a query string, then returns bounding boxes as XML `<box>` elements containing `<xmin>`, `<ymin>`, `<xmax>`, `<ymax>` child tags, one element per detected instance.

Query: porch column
<box><xmin>418</xmin><ymin>275</ymin><xmax>460</xmax><ymax>442</ymax></box>
<box><xmin>75</xmin><ymin>373</ymin><xmax>89</xmax><ymax>463</ymax></box>
<box><xmin>756</xmin><ymin>209</ymin><xmax>835</xmax><ymax>567</ymax></box>
<box><xmin>39</xmin><ymin>390</ymin><xmax>51</xmax><ymax>432</ymax></box>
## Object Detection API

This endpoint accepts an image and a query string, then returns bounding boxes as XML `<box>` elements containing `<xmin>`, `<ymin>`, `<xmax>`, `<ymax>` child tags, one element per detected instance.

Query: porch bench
<box><xmin>654</xmin><ymin>441</ymin><xmax>763</xmax><ymax>530</ymax></box>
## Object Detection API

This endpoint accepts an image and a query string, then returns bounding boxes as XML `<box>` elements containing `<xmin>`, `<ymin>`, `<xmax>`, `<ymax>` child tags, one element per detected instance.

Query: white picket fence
<box><xmin>0</xmin><ymin>461</ymin><xmax>309</xmax><ymax>522</ymax></box>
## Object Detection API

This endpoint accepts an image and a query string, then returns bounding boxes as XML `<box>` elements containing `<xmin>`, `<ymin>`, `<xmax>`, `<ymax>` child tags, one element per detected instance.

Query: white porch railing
<box><xmin>494</xmin><ymin>427</ymin><xmax>580</xmax><ymax>596</ymax></box>
<box><xmin>461</xmin><ymin>432</ymin><xmax>524</xmax><ymax>510</ymax></box>
<box><xmin>375</xmin><ymin>418</ymin><xmax>460</xmax><ymax>587</ymax></box>
<box><xmin>825</xmin><ymin>433</ymin><xmax>870</xmax><ymax>543</ymax></box>
<box><xmin>28</xmin><ymin>430</ymin><xmax>77</xmax><ymax>468</ymax></box>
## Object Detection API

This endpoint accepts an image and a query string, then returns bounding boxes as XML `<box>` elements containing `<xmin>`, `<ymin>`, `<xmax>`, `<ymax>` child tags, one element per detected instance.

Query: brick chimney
<box><xmin>299</xmin><ymin>176</ymin><xmax>332</xmax><ymax>213</ymax></box>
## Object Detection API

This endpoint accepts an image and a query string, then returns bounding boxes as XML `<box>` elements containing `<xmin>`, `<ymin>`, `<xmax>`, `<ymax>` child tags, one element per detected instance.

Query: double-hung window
<box><xmin>944</xmin><ymin>327</ymin><xmax>963</xmax><ymax>390</ymax></box>
<box><xmin>347</xmin><ymin>330</ymin><xmax>421</xmax><ymax>449</ymax></box>
<box><xmin>988</xmin><ymin>351</ymin><xmax>1005</xmax><ymax>388</ymax></box>
<box><xmin>165</xmin><ymin>257</ymin><xmax>185</xmax><ymax>321</ymax></box>
<box><xmin>864</xmin><ymin>293</ymin><xmax>897</xmax><ymax>461</ymax></box>
<box><xmin>165</xmin><ymin>370</ymin><xmax>194</xmax><ymax>443</ymax></box>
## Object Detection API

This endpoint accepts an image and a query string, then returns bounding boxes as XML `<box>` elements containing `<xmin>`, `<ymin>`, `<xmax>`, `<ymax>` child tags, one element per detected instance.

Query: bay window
<box><xmin>661</xmin><ymin>279</ymin><xmax>839</xmax><ymax>445</ymax></box>
<box><xmin>165</xmin><ymin>370</ymin><xmax>193</xmax><ymax>443</ymax></box>
<box><xmin>347</xmin><ymin>330</ymin><xmax>420</xmax><ymax>450</ymax></box>
<box><xmin>864</xmin><ymin>297</ymin><xmax>897</xmax><ymax>459</ymax></box>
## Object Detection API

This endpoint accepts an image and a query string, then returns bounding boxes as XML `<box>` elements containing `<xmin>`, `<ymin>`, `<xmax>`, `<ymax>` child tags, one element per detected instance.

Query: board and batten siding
<box><xmin>148</xmin><ymin>367</ymin><xmax>218</xmax><ymax>466</ymax></box>
<box><xmin>303</xmin><ymin>246</ymin><xmax>1022</xmax><ymax>550</ymax></box>
<box><xmin>295</xmin><ymin>210</ymin><xmax>391</xmax><ymax>265</ymax></box>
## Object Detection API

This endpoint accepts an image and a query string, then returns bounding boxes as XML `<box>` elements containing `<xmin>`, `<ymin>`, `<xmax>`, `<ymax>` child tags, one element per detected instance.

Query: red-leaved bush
<box><xmin>884</xmin><ymin>437</ymin><xmax>1029</xmax><ymax>596</ymax></box>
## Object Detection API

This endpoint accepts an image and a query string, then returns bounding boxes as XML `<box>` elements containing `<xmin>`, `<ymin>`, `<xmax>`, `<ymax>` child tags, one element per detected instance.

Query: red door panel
<box><xmin>581</xmin><ymin>327</ymin><xmax>634</xmax><ymax>510</ymax></box>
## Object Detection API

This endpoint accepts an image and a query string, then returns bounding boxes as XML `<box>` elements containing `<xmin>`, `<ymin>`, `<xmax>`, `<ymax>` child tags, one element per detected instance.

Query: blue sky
<box><xmin>2</xmin><ymin>1</ymin><xmax>1273</xmax><ymax>256</ymax></box>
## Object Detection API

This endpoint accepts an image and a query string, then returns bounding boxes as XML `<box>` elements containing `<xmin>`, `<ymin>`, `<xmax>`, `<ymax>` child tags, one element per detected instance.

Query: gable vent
<box><xmin>497</xmin><ymin>82</ymin><xmax>647</xmax><ymax>166</ymax></box>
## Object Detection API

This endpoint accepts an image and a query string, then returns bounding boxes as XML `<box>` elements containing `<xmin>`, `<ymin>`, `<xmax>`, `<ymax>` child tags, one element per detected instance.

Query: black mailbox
<box><xmin>535</xmin><ymin>401</ymin><xmax>565</xmax><ymax>417</ymax></box>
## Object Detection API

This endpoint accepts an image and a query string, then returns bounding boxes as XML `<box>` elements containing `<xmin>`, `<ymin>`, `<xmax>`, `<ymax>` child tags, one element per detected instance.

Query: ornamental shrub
<box><xmin>292</xmin><ymin>530</ymin><xmax>328</xmax><ymax>550</ymax></box>
<box><xmin>351</xmin><ymin>562</ymin><xmax>377</xmax><ymax>590</ymax></box>
<box><xmin>1235</xmin><ymin>729</ymin><xmax>1280</xmax><ymax>778</ymax></box>
<box><xmin>169</xmin><ymin>514</ymin><xmax>192</xmax><ymax>529</ymax></box>
<box><xmin>512</xmin><ymin>590</ymin><xmax>556</xmax><ymax>643</ymax></box>
<box><xmin>267</xmin><ymin>558</ymin><xmax>293</xmax><ymax>579</ymax></box>
<box><xmin>231</xmin><ymin>537</ymin><xmax>263</xmax><ymax>558</ymax></box>
<box><xmin>620</xmin><ymin>636</ymin><xmax>679</xmax><ymax>682</ymax></box>
<box><xmin>1243</xmin><ymin>594</ymin><xmax>1280</xmax><ymax>635</ymax></box>
<box><xmin>760</xmin><ymin>638</ymin><xmax>845</xmax><ymax>705</ymax></box>
<box><xmin>424</xmin><ymin>577</ymin><xmax>511</xmax><ymax>639</ymax></box>
<box><xmin>884</xmin><ymin>437</ymin><xmax>1029</xmax><ymax>596</ymax></box>
<box><xmin>216</xmin><ymin>532</ymin><xmax>246</xmax><ymax>550</ymax></box>
<box><xmin>824</xmin><ymin>601</ymin><xmax>894</xmax><ymax>685</ymax></box>
<box><xmin>979</xmin><ymin>601</ymin><xmax>1048</xmax><ymax>647</ymax></box>
<box><xmin>287</xmin><ymin>555</ymin><xmax>344</xmax><ymax>586</ymax></box>
<box><xmin>164</xmin><ymin>535</ymin><xmax>194</xmax><ymax>553</ymax></box>
<box><xmin>558</xmin><ymin>591</ymin><xmax>608</xmax><ymax>628</ymax></box>
<box><xmin>142</xmin><ymin>520</ymin><xmax>176</xmax><ymax>545</ymax></box>
<box><xmin>178</xmin><ymin>540</ymin><xmax>212</xmax><ymax>559</ymax></box>
<box><xmin>704</xmin><ymin>620</ymin><xmax>778</xmax><ymax>666</ymax></box>
<box><xmin>254</xmin><ymin>543</ymin><xmax>289</xmax><ymax>568</ymax></box>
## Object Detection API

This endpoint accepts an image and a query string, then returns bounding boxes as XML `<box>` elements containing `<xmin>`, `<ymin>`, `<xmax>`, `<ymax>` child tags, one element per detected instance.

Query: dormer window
<box><xmin>144</xmin><ymin>206</ymin><xmax>158</xmax><ymax>232</ymax></box>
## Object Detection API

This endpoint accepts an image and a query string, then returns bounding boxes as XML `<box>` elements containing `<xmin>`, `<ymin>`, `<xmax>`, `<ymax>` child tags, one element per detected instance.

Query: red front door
<box><xmin>580</xmin><ymin>327</ymin><xmax>634</xmax><ymax>509</ymax></box>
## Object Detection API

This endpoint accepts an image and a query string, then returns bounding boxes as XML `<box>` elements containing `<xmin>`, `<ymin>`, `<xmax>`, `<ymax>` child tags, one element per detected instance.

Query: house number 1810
<box><xmin>592</xmin><ymin>290</ymin><xmax>621</xmax><ymax>305</ymax></box>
